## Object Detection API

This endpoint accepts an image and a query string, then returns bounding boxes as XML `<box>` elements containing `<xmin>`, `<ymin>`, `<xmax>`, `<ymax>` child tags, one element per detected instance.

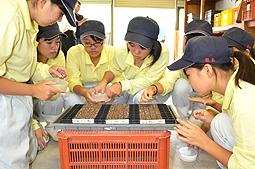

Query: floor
<box><xmin>30</xmin><ymin>130</ymin><xmax>219</xmax><ymax>169</ymax></box>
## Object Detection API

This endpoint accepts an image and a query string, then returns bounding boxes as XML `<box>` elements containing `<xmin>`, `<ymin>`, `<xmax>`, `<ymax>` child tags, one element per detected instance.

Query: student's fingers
<box><xmin>57</xmin><ymin>67</ymin><xmax>67</xmax><ymax>78</ymax></box>
<box><xmin>189</xmin><ymin>97</ymin><xmax>204</xmax><ymax>104</ymax></box>
<box><xmin>49</xmin><ymin>67</ymin><xmax>67</xmax><ymax>79</ymax></box>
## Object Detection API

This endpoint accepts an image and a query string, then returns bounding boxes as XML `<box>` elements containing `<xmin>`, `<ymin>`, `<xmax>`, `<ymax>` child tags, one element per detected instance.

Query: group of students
<box><xmin>0</xmin><ymin>0</ymin><xmax>255</xmax><ymax>168</ymax></box>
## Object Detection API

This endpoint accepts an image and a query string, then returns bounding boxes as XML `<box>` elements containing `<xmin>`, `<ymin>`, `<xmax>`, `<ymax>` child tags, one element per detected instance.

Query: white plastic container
<box><xmin>46</xmin><ymin>78</ymin><xmax>68</xmax><ymax>100</ymax></box>
<box><xmin>47</xmin><ymin>78</ymin><xmax>68</xmax><ymax>92</ymax></box>
<box><xmin>179</xmin><ymin>146</ymin><xmax>198</xmax><ymax>162</ymax></box>
<box><xmin>92</xmin><ymin>93</ymin><xmax>109</xmax><ymax>102</ymax></box>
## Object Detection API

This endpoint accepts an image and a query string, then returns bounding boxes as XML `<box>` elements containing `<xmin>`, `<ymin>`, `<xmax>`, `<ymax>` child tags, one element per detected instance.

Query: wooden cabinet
<box><xmin>184</xmin><ymin>0</ymin><xmax>255</xmax><ymax>37</ymax></box>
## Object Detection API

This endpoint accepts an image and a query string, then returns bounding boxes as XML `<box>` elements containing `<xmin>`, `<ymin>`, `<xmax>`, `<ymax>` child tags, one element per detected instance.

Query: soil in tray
<box><xmin>139</xmin><ymin>104</ymin><xmax>162</xmax><ymax>120</ymax></box>
<box><xmin>106</xmin><ymin>104</ymin><xmax>129</xmax><ymax>119</ymax></box>
<box><xmin>74</xmin><ymin>103</ymin><xmax>102</xmax><ymax>119</ymax></box>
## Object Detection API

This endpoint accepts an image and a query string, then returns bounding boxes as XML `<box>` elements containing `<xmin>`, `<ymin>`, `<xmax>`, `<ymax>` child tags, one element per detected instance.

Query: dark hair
<box><xmin>77</xmin><ymin>1</ymin><xmax>81</xmax><ymax>5</ymax></box>
<box><xmin>149</xmin><ymin>41</ymin><xmax>162</xmax><ymax>66</ymax></box>
<box><xmin>127</xmin><ymin>41</ymin><xmax>162</xmax><ymax>66</ymax></box>
<box><xmin>90</xmin><ymin>35</ymin><xmax>104</xmax><ymax>43</ymax></box>
<box><xmin>234</xmin><ymin>45</ymin><xmax>255</xmax><ymax>60</ymax></box>
<box><xmin>233</xmin><ymin>51</ymin><xmax>255</xmax><ymax>86</ymax></box>
<box><xmin>250</xmin><ymin>49</ymin><xmax>255</xmax><ymax>59</ymax></box>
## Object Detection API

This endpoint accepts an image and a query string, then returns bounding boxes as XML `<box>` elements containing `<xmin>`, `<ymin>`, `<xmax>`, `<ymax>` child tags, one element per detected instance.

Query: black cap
<box><xmin>59</xmin><ymin>0</ymin><xmax>77</xmax><ymax>27</ymax></box>
<box><xmin>37</xmin><ymin>23</ymin><xmax>67</xmax><ymax>41</ymax></box>
<box><xmin>79</xmin><ymin>20</ymin><xmax>105</xmax><ymax>40</ymax></box>
<box><xmin>185</xmin><ymin>20</ymin><xmax>212</xmax><ymax>36</ymax></box>
<box><xmin>222</xmin><ymin>27</ymin><xmax>255</xmax><ymax>52</ymax></box>
<box><xmin>168</xmin><ymin>36</ymin><xmax>231</xmax><ymax>71</ymax></box>
<box><xmin>125</xmin><ymin>16</ymin><xmax>159</xmax><ymax>48</ymax></box>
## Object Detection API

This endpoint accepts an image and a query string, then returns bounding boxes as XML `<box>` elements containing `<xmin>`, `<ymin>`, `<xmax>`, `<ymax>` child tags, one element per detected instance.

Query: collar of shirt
<box><xmin>84</xmin><ymin>47</ymin><xmax>108</xmax><ymax>68</ymax></box>
<box><xmin>125</xmin><ymin>52</ymin><xmax>153</xmax><ymax>70</ymax></box>
<box><xmin>222</xmin><ymin>69</ymin><xmax>238</xmax><ymax>112</ymax></box>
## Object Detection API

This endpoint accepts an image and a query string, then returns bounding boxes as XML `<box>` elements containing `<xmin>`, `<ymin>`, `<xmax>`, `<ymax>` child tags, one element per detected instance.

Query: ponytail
<box><xmin>233</xmin><ymin>51</ymin><xmax>255</xmax><ymax>87</ymax></box>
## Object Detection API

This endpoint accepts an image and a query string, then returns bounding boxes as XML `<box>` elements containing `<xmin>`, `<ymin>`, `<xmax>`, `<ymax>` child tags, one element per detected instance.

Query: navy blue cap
<box><xmin>59</xmin><ymin>0</ymin><xmax>77</xmax><ymax>27</ymax></box>
<box><xmin>222</xmin><ymin>27</ymin><xmax>255</xmax><ymax>52</ymax></box>
<box><xmin>185</xmin><ymin>20</ymin><xmax>212</xmax><ymax>36</ymax></box>
<box><xmin>125</xmin><ymin>16</ymin><xmax>159</xmax><ymax>48</ymax></box>
<box><xmin>37</xmin><ymin>23</ymin><xmax>67</xmax><ymax>41</ymax></box>
<box><xmin>168</xmin><ymin>36</ymin><xmax>231</xmax><ymax>71</ymax></box>
<box><xmin>79</xmin><ymin>20</ymin><xmax>105</xmax><ymax>40</ymax></box>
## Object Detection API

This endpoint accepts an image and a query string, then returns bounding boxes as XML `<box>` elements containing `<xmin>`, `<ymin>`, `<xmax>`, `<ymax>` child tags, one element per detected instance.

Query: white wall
<box><xmin>113</xmin><ymin>7</ymin><xmax>176</xmax><ymax>62</ymax></box>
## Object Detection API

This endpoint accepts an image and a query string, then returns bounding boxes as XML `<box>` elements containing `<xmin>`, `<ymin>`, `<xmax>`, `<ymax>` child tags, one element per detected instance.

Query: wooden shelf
<box><xmin>212</xmin><ymin>23</ymin><xmax>243</xmax><ymax>34</ymax></box>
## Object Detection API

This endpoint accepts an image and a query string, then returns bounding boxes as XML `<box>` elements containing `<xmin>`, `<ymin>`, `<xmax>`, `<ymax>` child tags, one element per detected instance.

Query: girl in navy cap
<box><xmin>140</xmin><ymin>20</ymin><xmax>214</xmax><ymax>118</ymax></box>
<box><xmin>93</xmin><ymin>16</ymin><xmax>169</xmax><ymax>103</ymax></box>
<box><xmin>0</xmin><ymin>0</ymin><xmax>77</xmax><ymax>168</ymax></box>
<box><xmin>222</xmin><ymin>27</ymin><xmax>255</xmax><ymax>60</ymax></box>
<box><xmin>33</xmin><ymin>23</ymin><xmax>72</xmax><ymax>146</ymax></box>
<box><xmin>168</xmin><ymin>36</ymin><xmax>255</xmax><ymax>169</ymax></box>
<box><xmin>66</xmin><ymin>20</ymin><xmax>122</xmax><ymax>104</ymax></box>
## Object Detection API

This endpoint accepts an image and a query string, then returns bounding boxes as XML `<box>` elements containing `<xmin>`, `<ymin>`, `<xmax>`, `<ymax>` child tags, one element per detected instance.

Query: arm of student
<box><xmin>0</xmin><ymin>77</ymin><xmax>61</xmax><ymax>100</ymax></box>
<box><xmin>158</xmin><ymin>70</ymin><xmax>186</xmax><ymax>96</ymax></box>
<box><xmin>175</xmin><ymin>119</ymin><xmax>232</xmax><ymax>167</ymax></box>
<box><xmin>120</xmin><ymin>46</ymin><xmax>169</xmax><ymax>95</ymax></box>
<box><xmin>94</xmin><ymin>71</ymin><xmax>115</xmax><ymax>93</ymax></box>
<box><xmin>66</xmin><ymin>48</ymin><xmax>83</xmax><ymax>92</ymax></box>
<box><xmin>73</xmin><ymin>85</ymin><xmax>98</xmax><ymax>103</ymax></box>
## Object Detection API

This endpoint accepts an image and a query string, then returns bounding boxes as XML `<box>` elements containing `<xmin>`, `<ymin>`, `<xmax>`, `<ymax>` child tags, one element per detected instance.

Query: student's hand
<box><xmin>175</xmin><ymin>119</ymin><xmax>211</xmax><ymax>148</ymax></box>
<box><xmin>94</xmin><ymin>80</ymin><xmax>108</xmax><ymax>94</ymax></box>
<box><xmin>35</xmin><ymin>127</ymin><xmax>49</xmax><ymax>151</ymax></box>
<box><xmin>189</xmin><ymin>95</ymin><xmax>216</xmax><ymax>106</ymax></box>
<box><xmin>140</xmin><ymin>86</ymin><xmax>155</xmax><ymax>103</ymax></box>
<box><xmin>83</xmin><ymin>88</ymin><xmax>98</xmax><ymax>104</ymax></box>
<box><xmin>32</xmin><ymin>81</ymin><xmax>63</xmax><ymax>100</ymax></box>
<box><xmin>49</xmin><ymin>66</ymin><xmax>67</xmax><ymax>79</ymax></box>
<box><xmin>192</xmin><ymin>109</ymin><xmax>214</xmax><ymax>124</ymax></box>
<box><xmin>105</xmin><ymin>82</ymin><xmax>122</xmax><ymax>98</ymax></box>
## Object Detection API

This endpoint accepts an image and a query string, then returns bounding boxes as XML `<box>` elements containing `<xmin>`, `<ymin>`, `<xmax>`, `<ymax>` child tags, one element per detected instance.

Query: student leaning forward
<box><xmin>168</xmin><ymin>36</ymin><xmax>255</xmax><ymax>169</ymax></box>
<box><xmin>93</xmin><ymin>16</ymin><xmax>169</xmax><ymax>103</ymax></box>
<box><xmin>0</xmin><ymin>0</ymin><xmax>77</xmax><ymax>168</ymax></box>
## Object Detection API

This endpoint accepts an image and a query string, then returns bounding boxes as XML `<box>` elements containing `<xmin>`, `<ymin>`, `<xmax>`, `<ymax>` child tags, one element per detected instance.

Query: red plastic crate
<box><xmin>57</xmin><ymin>130</ymin><xmax>170</xmax><ymax>169</ymax></box>
<box><xmin>243</xmin><ymin>0</ymin><xmax>255</xmax><ymax>21</ymax></box>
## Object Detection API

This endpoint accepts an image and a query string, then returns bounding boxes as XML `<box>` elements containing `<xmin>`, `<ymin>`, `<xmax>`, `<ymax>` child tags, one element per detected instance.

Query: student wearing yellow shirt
<box><xmin>140</xmin><ymin>20</ymin><xmax>211</xmax><ymax>116</ymax></box>
<box><xmin>33</xmin><ymin>23</ymin><xmax>69</xmax><ymax>150</ymax></box>
<box><xmin>0</xmin><ymin>0</ymin><xmax>77</xmax><ymax>168</ymax></box>
<box><xmin>94</xmin><ymin>16</ymin><xmax>169</xmax><ymax>103</ymax></box>
<box><xmin>34</xmin><ymin>23</ymin><xmax>72</xmax><ymax>123</ymax></box>
<box><xmin>66</xmin><ymin>20</ymin><xmax>117</xmax><ymax>104</ymax></box>
<box><xmin>169</xmin><ymin>36</ymin><xmax>255</xmax><ymax>169</ymax></box>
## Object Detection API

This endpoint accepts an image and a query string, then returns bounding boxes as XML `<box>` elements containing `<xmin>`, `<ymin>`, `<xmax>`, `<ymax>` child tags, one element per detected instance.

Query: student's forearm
<box><xmin>210</xmin><ymin>102</ymin><xmax>222</xmax><ymax>112</ymax></box>
<box><xmin>202</xmin><ymin>138</ymin><xmax>232</xmax><ymax>167</ymax></box>
<box><xmin>102</xmin><ymin>71</ymin><xmax>115</xmax><ymax>84</ymax></box>
<box><xmin>0</xmin><ymin>77</ymin><xmax>33</xmax><ymax>96</ymax></box>
<box><xmin>153</xmin><ymin>82</ymin><xmax>164</xmax><ymax>95</ymax></box>
<box><xmin>73</xmin><ymin>85</ymin><xmax>87</xmax><ymax>96</ymax></box>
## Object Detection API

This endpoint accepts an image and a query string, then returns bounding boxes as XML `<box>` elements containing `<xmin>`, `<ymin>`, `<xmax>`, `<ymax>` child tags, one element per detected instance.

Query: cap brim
<box><xmin>80</xmin><ymin>31</ymin><xmax>105</xmax><ymax>40</ymax></box>
<box><xmin>125</xmin><ymin>32</ymin><xmax>155</xmax><ymax>48</ymax></box>
<box><xmin>167</xmin><ymin>57</ymin><xmax>194</xmax><ymax>71</ymax></box>
<box><xmin>40</xmin><ymin>31</ymin><xmax>67</xmax><ymax>39</ymax></box>
<box><xmin>185</xmin><ymin>30</ymin><xmax>210</xmax><ymax>36</ymax></box>
<box><xmin>60</xmin><ymin>0</ymin><xmax>76</xmax><ymax>27</ymax></box>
